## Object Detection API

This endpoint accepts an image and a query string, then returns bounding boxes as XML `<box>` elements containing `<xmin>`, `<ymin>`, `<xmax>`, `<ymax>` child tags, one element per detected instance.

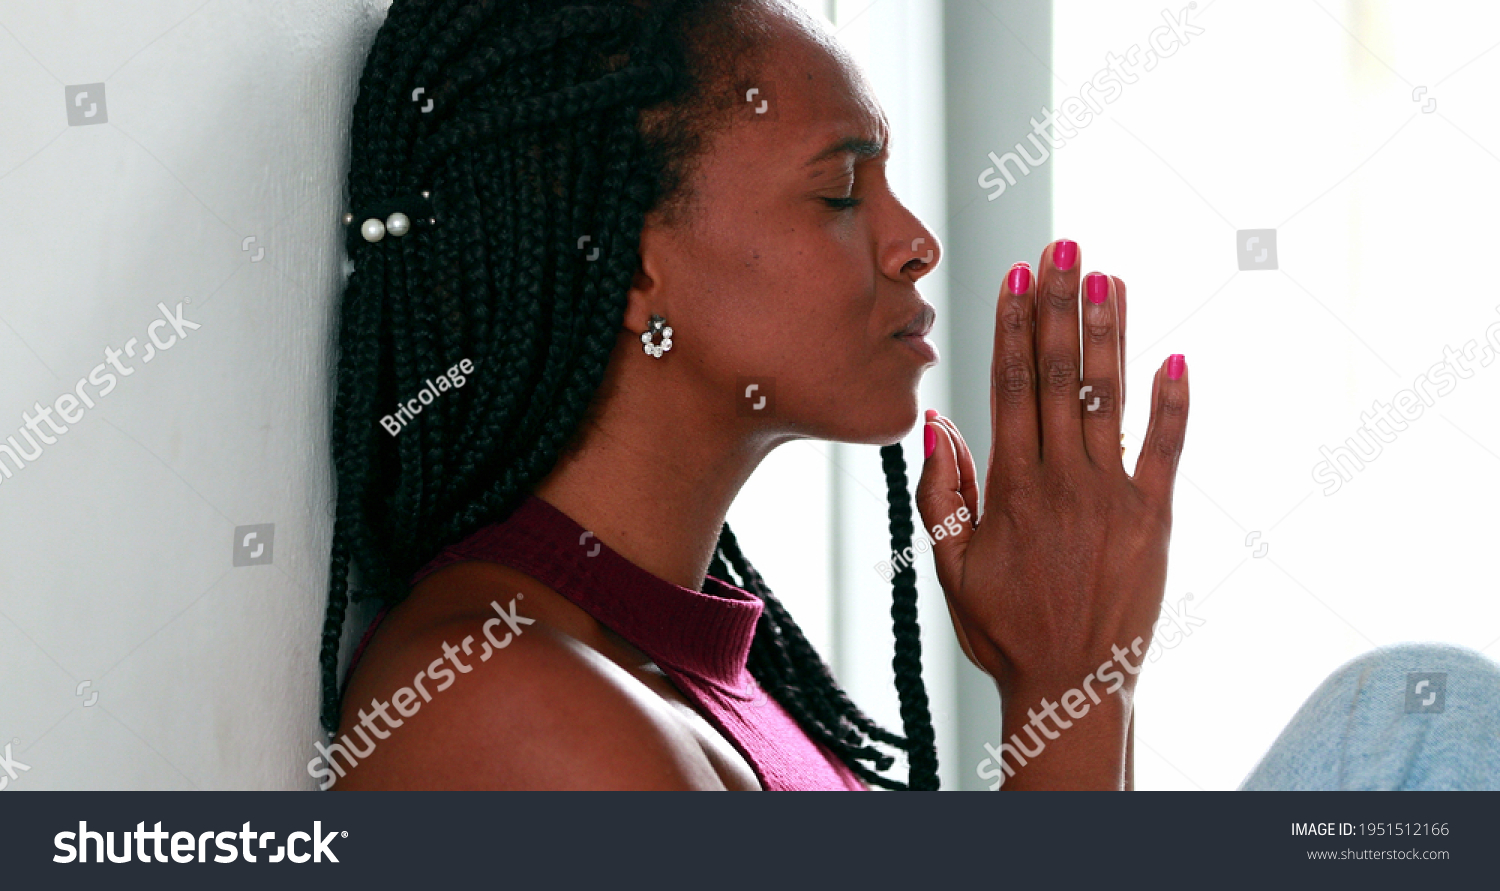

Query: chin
<box><xmin>829</xmin><ymin>387</ymin><xmax>923</xmax><ymax>448</ymax></box>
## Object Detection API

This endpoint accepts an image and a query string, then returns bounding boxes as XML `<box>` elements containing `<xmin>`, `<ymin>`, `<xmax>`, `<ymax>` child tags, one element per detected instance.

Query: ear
<box><xmin>624</xmin><ymin>220</ymin><xmax>671</xmax><ymax>333</ymax></box>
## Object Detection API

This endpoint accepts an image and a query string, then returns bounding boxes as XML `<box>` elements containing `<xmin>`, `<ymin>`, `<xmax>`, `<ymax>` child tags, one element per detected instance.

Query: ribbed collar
<box><xmin>409</xmin><ymin>493</ymin><xmax>763</xmax><ymax>690</ymax></box>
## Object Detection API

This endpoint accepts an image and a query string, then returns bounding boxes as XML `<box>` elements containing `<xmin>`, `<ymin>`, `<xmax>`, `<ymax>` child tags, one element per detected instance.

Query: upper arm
<box><xmin>329</xmin><ymin>618</ymin><xmax>727</xmax><ymax>790</ymax></box>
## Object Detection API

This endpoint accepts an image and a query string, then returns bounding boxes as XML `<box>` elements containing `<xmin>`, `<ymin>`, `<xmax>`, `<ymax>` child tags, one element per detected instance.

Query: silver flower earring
<box><xmin>641</xmin><ymin>313</ymin><xmax>673</xmax><ymax>358</ymax></box>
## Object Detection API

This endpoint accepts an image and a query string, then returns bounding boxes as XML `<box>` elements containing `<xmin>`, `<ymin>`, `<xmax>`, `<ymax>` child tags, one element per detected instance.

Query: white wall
<box><xmin>0</xmin><ymin>0</ymin><xmax>387</xmax><ymax>789</ymax></box>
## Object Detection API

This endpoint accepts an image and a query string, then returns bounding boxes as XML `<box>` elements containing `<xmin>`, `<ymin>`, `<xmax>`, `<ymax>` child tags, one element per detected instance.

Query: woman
<box><xmin>317</xmin><ymin>0</ymin><xmax>1500</xmax><ymax>790</ymax></box>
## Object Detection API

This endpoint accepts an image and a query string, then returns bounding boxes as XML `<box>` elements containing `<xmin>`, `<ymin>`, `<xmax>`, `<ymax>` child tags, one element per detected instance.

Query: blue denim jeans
<box><xmin>1240</xmin><ymin>643</ymin><xmax>1500</xmax><ymax>790</ymax></box>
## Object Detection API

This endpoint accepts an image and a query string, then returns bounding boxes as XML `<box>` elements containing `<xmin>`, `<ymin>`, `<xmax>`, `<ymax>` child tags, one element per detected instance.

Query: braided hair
<box><xmin>322</xmin><ymin>0</ymin><xmax>939</xmax><ymax>790</ymax></box>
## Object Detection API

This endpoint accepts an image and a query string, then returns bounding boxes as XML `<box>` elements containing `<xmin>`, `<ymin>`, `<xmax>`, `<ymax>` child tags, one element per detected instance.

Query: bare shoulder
<box><xmin>328</xmin><ymin>566</ymin><xmax>727</xmax><ymax>790</ymax></box>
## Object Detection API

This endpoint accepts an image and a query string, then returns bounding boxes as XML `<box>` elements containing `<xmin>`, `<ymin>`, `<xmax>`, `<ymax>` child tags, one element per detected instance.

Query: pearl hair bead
<box><xmin>344</xmin><ymin>191</ymin><xmax>433</xmax><ymax>243</ymax></box>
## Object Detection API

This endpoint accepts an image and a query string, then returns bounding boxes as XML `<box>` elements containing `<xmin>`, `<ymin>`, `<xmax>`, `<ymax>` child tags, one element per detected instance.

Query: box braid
<box><xmin>322</xmin><ymin>0</ymin><xmax>938</xmax><ymax>790</ymax></box>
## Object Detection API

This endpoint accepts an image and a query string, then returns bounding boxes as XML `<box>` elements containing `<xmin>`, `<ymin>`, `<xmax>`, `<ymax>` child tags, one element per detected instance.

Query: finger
<box><xmin>1112</xmin><ymin>275</ymin><xmax>1127</xmax><ymax>410</ymax></box>
<box><xmin>920</xmin><ymin>415</ymin><xmax>984</xmax><ymax>669</ymax></box>
<box><xmin>1133</xmin><ymin>354</ymin><xmax>1190</xmax><ymax>505</ymax></box>
<box><xmin>1080</xmin><ymin>272</ymin><xmax>1123</xmax><ymax>470</ymax></box>
<box><xmin>1116</xmin><ymin>276</ymin><xmax>1128</xmax><ymax>460</ymax></box>
<box><xmin>988</xmin><ymin>260</ymin><xmax>1041</xmax><ymax>504</ymax></box>
<box><xmin>930</xmin><ymin>412</ymin><xmax>979</xmax><ymax>525</ymax></box>
<box><xmin>916</xmin><ymin>412</ymin><xmax>972</xmax><ymax>597</ymax></box>
<box><xmin>1035</xmin><ymin>239</ymin><xmax>1085</xmax><ymax>464</ymax></box>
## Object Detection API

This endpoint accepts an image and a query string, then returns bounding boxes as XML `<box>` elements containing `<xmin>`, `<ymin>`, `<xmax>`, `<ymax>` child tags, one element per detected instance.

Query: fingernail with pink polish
<box><xmin>1167</xmin><ymin>354</ymin><xmax>1186</xmax><ymax>381</ymax></box>
<box><xmin>925</xmin><ymin>408</ymin><xmax>939</xmax><ymax>421</ymax></box>
<box><xmin>924</xmin><ymin>422</ymin><xmax>936</xmax><ymax>458</ymax></box>
<box><xmin>1053</xmin><ymin>240</ymin><xmax>1078</xmax><ymax>272</ymax></box>
<box><xmin>1085</xmin><ymin>272</ymin><xmax>1109</xmax><ymax>305</ymax></box>
<box><xmin>1007</xmin><ymin>263</ymin><xmax>1031</xmax><ymax>294</ymax></box>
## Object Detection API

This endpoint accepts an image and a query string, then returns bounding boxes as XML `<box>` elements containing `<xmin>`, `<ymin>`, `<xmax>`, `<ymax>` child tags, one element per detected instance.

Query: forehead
<box><xmin>723</xmin><ymin>5</ymin><xmax>889</xmax><ymax>168</ymax></box>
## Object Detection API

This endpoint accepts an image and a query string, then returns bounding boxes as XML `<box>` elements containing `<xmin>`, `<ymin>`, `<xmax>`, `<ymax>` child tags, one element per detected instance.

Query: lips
<box><xmin>894</xmin><ymin>302</ymin><xmax>936</xmax><ymax>338</ymax></box>
<box><xmin>893</xmin><ymin>302</ymin><xmax>939</xmax><ymax>364</ymax></box>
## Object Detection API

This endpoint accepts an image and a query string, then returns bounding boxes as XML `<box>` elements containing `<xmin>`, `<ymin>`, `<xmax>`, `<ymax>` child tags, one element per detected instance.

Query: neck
<box><xmin>531</xmin><ymin>330</ymin><xmax>791</xmax><ymax>591</ymax></box>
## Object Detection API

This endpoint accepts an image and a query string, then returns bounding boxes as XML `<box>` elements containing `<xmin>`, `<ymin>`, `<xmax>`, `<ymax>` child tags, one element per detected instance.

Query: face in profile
<box><xmin>625</xmin><ymin>0</ymin><xmax>942</xmax><ymax>449</ymax></box>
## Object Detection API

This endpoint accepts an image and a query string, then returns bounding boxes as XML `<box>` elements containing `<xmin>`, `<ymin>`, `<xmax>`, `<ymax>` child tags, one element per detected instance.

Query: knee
<box><xmin>1335</xmin><ymin>642</ymin><xmax>1500</xmax><ymax>682</ymax></box>
<box><xmin>1263</xmin><ymin>643</ymin><xmax>1500</xmax><ymax>791</ymax></box>
<box><xmin>1321</xmin><ymin>642</ymin><xmax>1500</xmax><ymax>711</ymax></box>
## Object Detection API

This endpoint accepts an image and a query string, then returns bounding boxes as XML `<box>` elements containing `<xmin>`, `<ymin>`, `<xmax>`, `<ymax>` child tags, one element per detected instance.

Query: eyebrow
<box><xmin>802</xmin><ymin>136</ymin><xmax>885</xmax><ymax>169</ymax></box>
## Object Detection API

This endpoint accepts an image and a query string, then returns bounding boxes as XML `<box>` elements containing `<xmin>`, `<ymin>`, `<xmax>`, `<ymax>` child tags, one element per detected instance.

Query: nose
<box><xmin>901</xmin><ymin>234</ymin><xmax>940</xmax><ymax>280</ymax></box>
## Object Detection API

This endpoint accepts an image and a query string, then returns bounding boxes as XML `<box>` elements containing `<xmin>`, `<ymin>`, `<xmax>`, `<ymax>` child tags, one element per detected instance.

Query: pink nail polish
<box><xmin>924</xmin><ymin>423</ymin><xmax>936</xmax><ymax>458</ymax></box>
<box><xmin>1085</xmin><ymin>272</ymin><xmax>1109</xmax><ymax>304</ymax></box>
<box><xmin>1167</xmin><ymin>354</ymin><xmax>1185</xmax><ymax>381</ymax></box>
<box><xmin>1053</xmin><ymin>240</ymin><xmax>1078</xmax><ymax>272</ymax></box>
<box><xmin>925</xmin><ymin>408</ymin><xmax>939</xmax><ymax>421</ymax></box>
<box><xmin>1007</xmin><ymin>263</ymin><xmax>1031</xmax><ymax>294</ymax></box>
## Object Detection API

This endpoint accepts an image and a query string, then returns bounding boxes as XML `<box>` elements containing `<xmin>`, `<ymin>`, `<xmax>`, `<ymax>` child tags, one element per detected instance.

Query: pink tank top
<box><xmin>348</xmin><ymin>493</ymin><xmax>866</xmax><ymax>791</ymax></box>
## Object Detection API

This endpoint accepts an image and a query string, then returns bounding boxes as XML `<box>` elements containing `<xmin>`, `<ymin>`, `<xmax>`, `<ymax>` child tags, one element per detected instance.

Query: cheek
<box><xmin>767</xmin><ymin>252</ymin><xmax>876</xmax><ymax>365</ymax></box>
<box><xmin>686</xmin><ymin>222</ymin><xmax>878</xmax><ymax>378</ymax></box>
<box><xmin>702</xmin><ymin>242</ymin><xmax>854</xmax><ymax>346</ymax></box>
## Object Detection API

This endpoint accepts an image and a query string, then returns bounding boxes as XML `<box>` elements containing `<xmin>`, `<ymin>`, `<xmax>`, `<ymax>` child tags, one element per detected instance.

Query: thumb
<box><xmin>914</xmin><ymin>414</ymin><xmax>971</xmax><ymax>595</ymax></box>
